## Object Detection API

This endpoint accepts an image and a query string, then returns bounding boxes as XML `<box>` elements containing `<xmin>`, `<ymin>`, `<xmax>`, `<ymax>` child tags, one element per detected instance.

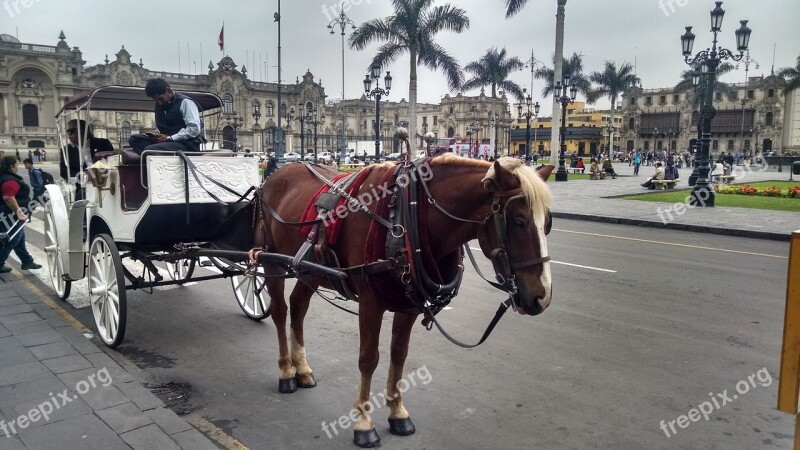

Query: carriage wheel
<box><xmin>164</xmin><ymin>259</ymin><xmax>196</xmax><ymax>284</ymax></box>
<box><xmin>88</xmin><ymin>234</ymin><xmax>127</xmax><ymax>348</ymax></box>
<box><xmin>43</xmin><ymin>197</ymin><xmax>71</xmax><ymax>300</ymax></box>
<box><xmin>231</xmin><ymin>267</ymin><xmax>271</xmax><ymax>321</ymax></box>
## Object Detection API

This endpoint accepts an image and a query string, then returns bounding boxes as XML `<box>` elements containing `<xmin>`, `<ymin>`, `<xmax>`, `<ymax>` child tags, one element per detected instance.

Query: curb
<box><xmin>551</xmin><ymin>211</ymin><xmax>791</xmax><ymax>242</ymax></box>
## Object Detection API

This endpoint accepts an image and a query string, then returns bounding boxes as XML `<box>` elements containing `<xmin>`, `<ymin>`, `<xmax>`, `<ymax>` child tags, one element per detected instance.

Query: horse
<box><xmin>254</xmin><ymin>153</ymin><xmax>554</xmax><ymax>447</ymax></box>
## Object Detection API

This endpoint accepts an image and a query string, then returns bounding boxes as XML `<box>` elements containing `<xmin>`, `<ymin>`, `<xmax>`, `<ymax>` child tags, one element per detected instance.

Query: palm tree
<box><xmin>533</xmin><ymin>52</ymin><xmax>592</xmax><ymax>100</ymax></box>
<box><xmin>504</xmin><ymin>0</ymin><xmax>530</xmax><ymax>18</ymax></box>
<box><xmin>588</xmin><ymin>61</ymin><xmax>640</xmax><ymax>157</ymax></box>
<box><xmin>349</xmin><ymin>0</ymin><xmax>469</xmax><ymax>144</ymax></box>
<box><xmin>674</xmin><ymin>62</ymin><xmax>735</xmax><ymax>108</ymax></box>
<box><xmin>777</xmin><ymin>56</ymin><xmax>800</xmax><ymax>94</ymax></box>
<box><xmin>462</xmin><ymin>48</ymin><xmax>525</xmax><ymax>100</ymax></box>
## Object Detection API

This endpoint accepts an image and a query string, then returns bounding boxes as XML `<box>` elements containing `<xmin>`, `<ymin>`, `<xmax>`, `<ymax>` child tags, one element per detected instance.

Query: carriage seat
<box><xmin>121</xmin><ymin>148</ymin><xmax>142</xmax><ymax>165</ymax></box>
<box><xmin>92</xmin><ymin>151</ymin><xmax>116</xmax><ymax>163</ymax></box>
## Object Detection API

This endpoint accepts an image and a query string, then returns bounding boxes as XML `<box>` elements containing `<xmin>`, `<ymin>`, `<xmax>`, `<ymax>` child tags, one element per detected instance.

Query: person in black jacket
<box><xmin>59</xmin><ymin>119</ymin><xmax>114</xmax><ymax>201</ymax></box>
<box><xmin>0</xmin><ymin>156</ymin><xmax>42</xmax><ymax>273</ymax></box>
<box><xmin>128</xmin><ymin>78</ymin><xmax>204</xmax><ymax>154</ymax></box>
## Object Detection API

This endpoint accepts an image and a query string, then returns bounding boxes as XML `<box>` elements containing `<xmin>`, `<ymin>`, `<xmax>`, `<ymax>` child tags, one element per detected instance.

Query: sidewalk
<box><xmin>546</xmin><ymin>161</ymin><xmax>798</xmax><ymax>241</ymax></box>
<box><xmin>0</xmin><ymin>272</ymin><xmax>218</xmax><ymax>449</ymax></box>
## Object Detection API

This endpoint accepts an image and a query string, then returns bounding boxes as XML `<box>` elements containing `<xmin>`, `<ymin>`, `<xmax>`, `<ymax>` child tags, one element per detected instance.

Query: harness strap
<box><xmin>463</xmin><ymin>245</ymin><xmax>507</xmax><ymax>291</ymax></box>
<box><xmin>423</xmin><ymin>298</ymin><xmax>514</xmax><ymax>348</ymax></box>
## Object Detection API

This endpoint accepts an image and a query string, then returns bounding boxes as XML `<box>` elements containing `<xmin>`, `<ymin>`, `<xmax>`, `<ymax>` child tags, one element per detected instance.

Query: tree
<box><xmin>778</xmin><ymin>56</ymin><xmax>800</xmax><ymax>94</ymax></box>
<box><xmin>349</xmin><ymin>0</ymin><xmax>469</xmax><ymax>145</ymax></box>
<box><xmin>533</xmin><ymin>52</ymin><xmax>592</xmax><ymax>100</ymax></box>
<box><xmin>462</xmin><ymin>48</ymin><xmax>525</xmax><ymax>100</ymax></box>
<box><xmin>504</xmin><ymin>0</ymin><xmax>530</xmax><ymax>18</ymax></box>
<box><xmin>674</xmin><ymin>62</ymin><xmax>735</xmax><ymax>108</ymax></box>
<box><xmin>588</xmin><ymin>61</ymin><xmax>640</xmax><ymax>157</ymax></box>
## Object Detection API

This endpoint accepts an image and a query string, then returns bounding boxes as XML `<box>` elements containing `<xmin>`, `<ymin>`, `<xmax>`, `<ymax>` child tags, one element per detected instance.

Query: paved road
<box><xmin>18</xmin><ymin>217</ymin><xmax>793</xmax><ymax>449</ymax></box>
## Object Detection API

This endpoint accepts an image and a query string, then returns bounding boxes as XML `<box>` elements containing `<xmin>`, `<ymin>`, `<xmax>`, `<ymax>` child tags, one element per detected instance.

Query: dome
<box><xmin>0</xmin><ymin>34</ymin><xmax>20</xmax><ymax>43</ymax></box>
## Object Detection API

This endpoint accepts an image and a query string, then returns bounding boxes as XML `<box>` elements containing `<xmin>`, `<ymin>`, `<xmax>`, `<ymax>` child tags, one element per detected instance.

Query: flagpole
<box><xmin>178</xmin><ymin>41</ymin><xmax>181</xmax><ymax>73</ymax></box>
<box><xmin>200</xmin><ymin>43</ymin><xmax>203</xmax><ymax>71</ymax></box>
<box><xmin>276</xmin><ymin>0</ymin><xmax>284</xmax><ymax>160</ymax></box>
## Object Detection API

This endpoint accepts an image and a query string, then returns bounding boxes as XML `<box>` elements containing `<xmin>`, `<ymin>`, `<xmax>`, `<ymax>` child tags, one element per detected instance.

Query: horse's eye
<box><xmin>513</xmin><ymin>217</ymin><xmax>527</xmax><ymax>227</ymax></box>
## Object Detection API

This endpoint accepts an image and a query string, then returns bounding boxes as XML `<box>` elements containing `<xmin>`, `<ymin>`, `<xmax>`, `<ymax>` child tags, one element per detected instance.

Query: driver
<box><xmin>129</xmin><ymin>78</ymin><xmax>204</xmax><ymax>154</ymax></box>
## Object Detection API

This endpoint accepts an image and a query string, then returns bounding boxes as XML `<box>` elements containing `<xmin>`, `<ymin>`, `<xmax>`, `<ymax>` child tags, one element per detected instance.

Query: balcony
<box><xmin>10</xmin><ymin>126</ymin><xmax>59</xmax><ymax>138</ymax></box>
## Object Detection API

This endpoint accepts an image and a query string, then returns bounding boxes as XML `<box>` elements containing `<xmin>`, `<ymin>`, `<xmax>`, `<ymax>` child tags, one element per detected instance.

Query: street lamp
<box><xmin>681</xmin><ymin>1</ymin><xmax>752</xmax><ymax>207</ymax></box>
<box><xmin>423</xmin><ymin>132</ymin><xmax>436</xmax><ymax>156</ymax></box>
<box><xmin>364</xmin><ymin>64</ymin><xmax>392</xmax><ymax>161</ymax></box>
<box><xmin>231</xmin><ymin>115</ymin><xmax>244</xmax><ymax>152</ymax></box>
<box><xmin>251</xmin><ymin>101</ymin><xmax>261</xmax><ymax>154</ymax></box>
<box><xmin>306</xmin><ymin>106</ymin><xmax>324</xmax><ymax>159</ymax></box>
<box><xmin>736</xmin><ymin>51</ymin><xmax>758</xmax><ymax>158</ymax></box>
<box><xmin>328</xmin><ymin>6</ymin><xmax>357</xmax><ymax>162</ymax></box>
<box><xmin>295</xmin><ymin>101</ymin><xmax>309</xmax><ymax>159</ymax></box>
<box><xmin>688</xmin><ymin>65</ymin><xmax>709</xmax><ymax>186</ymax></box>
<box><xmin>554</xmin><ymin>77</ymin><xmax>578</xmax><ymax>182</ymax></box>
<box><xmin>516</xmin><ymin>90</ymin><xmax>540</xmax><ymax>164</ymax></box>
<box><xmin>282</xmin><ymin>106</ymin><xmax>296</xmax><ymax>153</ymax></box>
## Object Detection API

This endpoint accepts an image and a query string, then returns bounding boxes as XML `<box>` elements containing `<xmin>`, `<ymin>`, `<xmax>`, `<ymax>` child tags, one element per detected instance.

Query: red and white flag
<box><xmin>218</xmin><ymin>24</ymin><xmax>224</xmax><ymax>51</ymax></box>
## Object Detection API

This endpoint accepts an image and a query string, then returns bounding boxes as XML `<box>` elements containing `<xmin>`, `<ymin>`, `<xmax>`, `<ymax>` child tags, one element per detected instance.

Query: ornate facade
<box><xmin>0</xmin><ymin>33</ymin><xmax>512</xmax><ymax>156</ymax></box>
<box><xmin>619</xmin><ymin>74</ymin><xmax>790</xmax><ymax>155</ymax></box>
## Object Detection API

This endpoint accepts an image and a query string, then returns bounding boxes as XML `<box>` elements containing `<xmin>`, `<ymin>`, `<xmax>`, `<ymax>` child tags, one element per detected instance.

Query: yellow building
<box><xmin>508</xmin><ymin>101</ymin><xmax>624</xmax><ymax>157</ymax></box>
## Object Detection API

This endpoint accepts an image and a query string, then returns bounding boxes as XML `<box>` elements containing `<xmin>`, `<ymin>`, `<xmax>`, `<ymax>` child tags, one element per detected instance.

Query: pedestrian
<box><xmin>15</xmin><ymin>149</ymin><xmax>20</xmax><ymax>161</ymax></box>
<box><xmin>633</xmin><ymin>151</ymin><xmax>641</xmax><ymax>176</ymax></box>
<box><xmin>0</xmin><ymin>156</ymin><xmax>42</xmax><ymax>273</ymax></box>
<box><xmin>22</xmin><ymin>158</ymin><xmax>45</xmax><ymax>205</ymax></box>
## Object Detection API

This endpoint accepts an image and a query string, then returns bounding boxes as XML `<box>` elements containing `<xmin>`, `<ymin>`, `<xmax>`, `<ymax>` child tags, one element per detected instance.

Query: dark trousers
<box><xmin>0</xmin><ymin>227</ymin><xmax>33</xmax><ymax>267</ymax></box>
<box><xmin>129</xmin><ymin>135</ymin><xmax>199</xmax><ymax>154</ymax></box>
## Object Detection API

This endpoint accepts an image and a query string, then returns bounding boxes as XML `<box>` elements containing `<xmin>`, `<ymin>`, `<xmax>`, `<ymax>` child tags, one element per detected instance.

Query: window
<box><xmin>630</xmin><ymin>97</ymin><xmax>636</xmax><ymax>106</ymax></box>
<box><xmin>765</xmin><ymin>112</ymin><xmax>773</xmax><ymax>126</ymax></box>
<box><xmin>715</xmin><ymin>92</ymin><xmax>722</xmax><ymax>101</ymax></box>
<box><xmin>433</xmin><ymin>116</ymin><xmax>438</xmax><ymax>126</ymax></box>
<box><xmin>22</xmin><ymin>104</ymin><xmax>39</xmax><ymax>127</ymax></box>
<box><xmin>712</xmin><ymin>140</ymin><xmax>719</xmax><ymax>150</ymax></box>
<box><xmin>266</xmin><ymin>101</ymin><xmax>274</xmax><ymax>116</ymax></box>
<box><xmin>747</xmin><ymin>90</ymin><xmax>755</xmax><ymax>99</ymax></box>
<box><xmin>449</xmin><ymin>106</ymin><xmax>454</xmax><ymax>114</ymax></box>
<box><xmin>628</xmin><ymin>118</ymin><xmax>635</xmax><ymax>129</ymax></box>
<box><xmin>657</xmin><ymin>140</ymin><xmax>663</xmax><ymax>150</ymax></box>
<box><xmin>222</xmin><ymin>93</ymin><xmax>234</xmax><ymax>113</ymax></box>
<box><xmin>470</xmin><ymin>105</ymin><xmax>477</xmax><ymax>112</ymax></box>
<box><xmin>671</xmin><ymin>140</ymin><xmax>677</xmax><ymax>151</ymax></box>
<box><xmin>731</xmin><ymin>91</ymin><xmax>738</xmax><ymax>100</ymax></box>
<box><xmin>120</xmin><ymin>121</ymin><xmax>131</xmax><ymax>143</ymax></box>
<box><xmin>659</xmin><ymin>95</ymin><xmax>666</xmax><ymax>105</ymax></box>
<box><xmin>673</xmin><ymin>94</ymin><xmax>680</xmax><ymax>103</ymax></box>
<box><xmin>768</xmin><ymin>89</ymin><xmax>775</xmax><ymax>98</ymax></box>
<box><xmin>744</xmin><ymin>139</ymin><xmax>751</xmax><ymax>149</ymax></box>
<box><xmin>727</xmin><ymin>140</ymin><xmax>734</xmax><ymax>151</ymax></box>
<box><xmin>306</xmin><ymin>101</ymin><xmax>314</xmax><ymax>112</ymax></box>
<box><xmin>264</xmin><ymin>128</ymin><xmax>276</xmax><ymax>149</ymax></box>
<box><xmin>644</xmin><ymin>141</ymin><xmax>650</xmax><ymax>150</ymax></box>
<box><xmin>645</xmin><ymin>97</ymin><xmax>652</xmax><ymax>106</ymax></box>
<box><xmin>447</xmin><ymin>127</ymin><xmax>455</xmax><ymax>138</ymax></box>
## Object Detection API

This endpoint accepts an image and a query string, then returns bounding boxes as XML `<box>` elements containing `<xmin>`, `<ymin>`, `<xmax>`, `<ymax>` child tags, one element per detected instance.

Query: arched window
<box><xmin>629</xmin><ymin>97</ymin><xmax>636</xmax><ymax>106</ymax></box>
<box><xmin>671</xmin><ymin>140</ymin><xmax>677</xmax><ymax>151</ymax></box>
<box><xmin>266</xmin><ymin>101</ymin><xmax>274</xmax><ymax>116</ymax></box>
<box><xmin>22</xmin><ymin>104</ymin><xmax>39</xmax><ymax>127</ymax></box>
<box><xmin>712</xmin><ymin>140</ymin><xmax>719</xmax><ymax>150</ymax></box>
<box><xmin>222</xmin><ymin>93</ymin><xmax>234</xmax><ymax>113</ymax></box>
<box><xmin>628</xmin><ymin>118</ymin><xmax>635</xmax><ymax>129</ymax></box>
<box><xmin>447</xmin><ymin>127</ymin><xmax>455</xmax><ymax>138</ymax></box>
<box><xmin>449</xmin><ymin>106</ymin><xmax>454</xmax><ymax>114</ymax></box>
<box><xmin>765</xmin><ymin>112</ymin><xmax>774</xmax><ymax>126</ymax></box>
<box><xmin>306</xmin><ymin>101</ymin><xmax>314</xmax><ymax>112</ymax></box>
<box><xmin>768</xmin><ymin>89</ymin><xmax>775</xmax><ymax>98</ymax></box>
<box><xmin>264</xmin><ymin>127</ymin><xmax>276</xmax><ymax>150</ymax></box>
<box><xmin>222</xmin><ymin>125</ymin><xmax>235</xmax><ymax>149</ymax></box>
<box><xmin>120</xmin><ymin>121</ymin><xmax>131</xmax><ymax>143</ymax></box>
<box><xmin>727</xmin><ymin>140</ymin><xmax>735</xmax><ymax>151</ymax></box>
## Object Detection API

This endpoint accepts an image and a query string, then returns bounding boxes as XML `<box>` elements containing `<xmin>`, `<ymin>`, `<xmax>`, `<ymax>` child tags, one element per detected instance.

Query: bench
<box><xmin>651</xmin><ymin>179</ymin><xmax>680</xmax><ymax>190</ymax></box>
<box><xmin>712</xmin><ymin>174</ymin><xmax>736</xmax><ymax>184</ymax></box>
<box><xmin>570</xmin><ymin>168</ymin><xmax>583</xmax><ymax>174</ymax></box>
<box><xmin>589</xmin><ymin>171</ymin><xmax>606</xmax><ymax>180</ymax></box>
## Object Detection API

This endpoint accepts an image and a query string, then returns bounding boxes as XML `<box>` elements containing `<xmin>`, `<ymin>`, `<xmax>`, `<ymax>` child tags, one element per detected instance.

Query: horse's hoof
<box><xmin>278</xmin><ymin>377</ymin><xmax>298</xmax><ymax>393</ymax></box>
<box><xmin>296</xmin><ymin>373</ymin><xmax>317</xmax><ymax>388</ymax></box>
<box><xmin>353</xmin><ymin>428</ymin><xmax>381</xmax><ymax>448</ymax></box>
<box><xmin>388</xmin><ymin>417</ymin><xmax>416</xmax><ymax>436</ymax></box>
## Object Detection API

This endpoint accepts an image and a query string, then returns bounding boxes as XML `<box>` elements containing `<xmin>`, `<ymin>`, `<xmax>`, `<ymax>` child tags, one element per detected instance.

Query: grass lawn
<box><xmin>621</xmin><ymin>181</ymin><xmax>800</xmax><ymax>212</ymax></box>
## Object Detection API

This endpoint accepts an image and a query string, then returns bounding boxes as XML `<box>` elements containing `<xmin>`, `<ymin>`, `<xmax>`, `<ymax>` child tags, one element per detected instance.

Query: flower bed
<box><xmin>716</xmin><ymin>184</ymin><xmax>800</xmax><ymax>198</ymax></box>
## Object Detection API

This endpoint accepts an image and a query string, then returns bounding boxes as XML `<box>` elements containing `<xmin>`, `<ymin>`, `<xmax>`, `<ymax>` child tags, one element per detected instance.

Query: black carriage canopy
<box><xmin>56</xmin><ymin>85</ymin><xmax>223</xmax><ymax>116</ymax></box>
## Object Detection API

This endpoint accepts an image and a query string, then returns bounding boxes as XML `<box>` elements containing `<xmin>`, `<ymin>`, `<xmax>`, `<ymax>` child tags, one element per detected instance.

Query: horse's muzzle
<box><xmin>517</xmin><ymin>295</ymin><xmax>549</xmax><ymax>316</ymax></box>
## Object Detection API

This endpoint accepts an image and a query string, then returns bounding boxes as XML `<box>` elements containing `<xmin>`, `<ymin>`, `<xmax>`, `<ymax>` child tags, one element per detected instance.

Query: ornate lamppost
<box><xmin>231</xmin><ymin>115</ymin><xmax>244</xmax><ymax>152</ymax></box>
<box><xmin>295</xmin><ymin>102</ymin><xmax>309</xmax><ymax>159</ymax></box>
<box><xmin>363</xmin><ymin>64</ymin><xmax>392</xmax><ymax>161</ymax></box>
<box><xmin>251</xmin><ymin>101</ymin><xmax>261</xmax><ymax>153</ymax></box>
<box><xmin>555</xmin><ymin>77</ymin><xmax>578</xmax><ymax>182</ymax></box>
<box><xmin>681</xmin><ymin>0</ymin><xmax>752</xmax><ymax>206</ymax></box>
<box><xmin>517</xmin><ymin>90</ymin><xmax>540</xmax><ymax>164</ymax></box>
<box><xmin>737</xmin><ymin>51</ymin><xmax>758</xmax><ymax>158</ymax></box>
<box><xmin>306</xmin><ymin>106</ymin><xmax>324</xmax><ymax>159</ymax></box>
<box><xmin>282</xmin><ymin>105</ymin><xmax>296</xmax><ymax>153</ymax></box>
<box><xmin>328</xmin><ymin>6</ymin><xmax>356</xmax><ymax>162</ymax></box>
<box><xmin>423</xmin><ymin>132</ymin><xmax>436</xmax><ymax>156</ymax></box>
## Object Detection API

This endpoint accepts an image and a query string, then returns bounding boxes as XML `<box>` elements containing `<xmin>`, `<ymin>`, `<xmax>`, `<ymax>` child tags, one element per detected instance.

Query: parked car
<box><xmin>303</xmin><ymin>153</ymin><xmax>317</xmax><ymax>161</ymax></box>
<box><xmin>384</xmin><ymin>152</ymin><xmax>402</xmax><ymax>161</ymax></box>
<box><xmin>284</xmin><ymin>152</ymin><xmax>301</xmax><ymax>162</ymax></box>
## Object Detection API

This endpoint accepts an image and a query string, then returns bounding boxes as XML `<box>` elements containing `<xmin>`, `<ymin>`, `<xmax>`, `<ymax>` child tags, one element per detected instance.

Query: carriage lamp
<box><xmin>680</xmin><ymin>0</ymin><xmax>751</xmax><ymax>207</ymax></box>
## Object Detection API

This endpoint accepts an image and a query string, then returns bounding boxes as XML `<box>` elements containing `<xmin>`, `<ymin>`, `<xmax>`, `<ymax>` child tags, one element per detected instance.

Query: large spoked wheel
<box><xmin>164</xmin><ymin>259</ymin><xmax>196</xmax><ymax>284</ymax></box>
<box><xmin>210</xmin><ymin>258</ymin><xmax>271</xmax><ymax>320</ymax></box>
<box><xmin>88</xmin><ymin>234</ymin><xmax>127</xmax><ymax>348</ymax></box>
<box><xmin>43</xmin><ymin>193</ymin><xmax>71</xmax><ymax>300</ymax></box>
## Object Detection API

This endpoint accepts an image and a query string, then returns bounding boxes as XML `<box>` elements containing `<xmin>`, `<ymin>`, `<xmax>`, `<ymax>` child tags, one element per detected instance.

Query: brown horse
<box><xmin>255</xmin><ymin>154</ymin><xmax>554</xmax><ymax>447</ymax></box>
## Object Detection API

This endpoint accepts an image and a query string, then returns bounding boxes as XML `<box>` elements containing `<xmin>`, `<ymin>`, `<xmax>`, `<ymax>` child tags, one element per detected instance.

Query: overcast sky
<box><xmin>5</xmin><ymin>0</ymin><xmax>799</xmax><ymax>111</ymax></box>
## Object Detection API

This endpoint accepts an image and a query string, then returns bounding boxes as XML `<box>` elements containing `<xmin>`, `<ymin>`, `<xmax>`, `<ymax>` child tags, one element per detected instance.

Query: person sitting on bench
<box><xmin>602</xmin><ymin>159</ymin><xmax>617</xmax><ymax>179</ymax></box>
<box><xmin>128</xmin><ymin>78</ymin><xmax>204</xmax><ymax>154</ymax></box>
<box><xmin>576</xmin><ymin>157</ymin><xmax>585</xmax><ymax>173</ymax></box>
<box><xmin>641</xmin><ymin>162</ymin><xmax>665</xmax><ymax>189</ymax></box>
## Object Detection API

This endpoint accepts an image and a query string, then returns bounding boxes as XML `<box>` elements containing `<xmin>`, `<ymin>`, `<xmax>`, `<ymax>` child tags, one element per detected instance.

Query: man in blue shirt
<box><xmin>23</xmin><ymin>158</ymin><xmax>45</xmax><ymax>205</ymax></box>
<box><xmin>128</xmin><ymin>78</ymin><xmax>204</xmax><ymax>154</ymax></box>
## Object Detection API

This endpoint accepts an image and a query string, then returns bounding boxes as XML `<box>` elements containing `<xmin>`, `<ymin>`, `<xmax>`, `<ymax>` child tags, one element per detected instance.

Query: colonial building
<box><xmin>0</xmin><ymin>33</ymin><xmax>513</xmax><ymax>156</ymax></box>
<box><xmin>618</xmin><ymin>74</ymin><xmax>790</xmax><ymax>156</ymax></box>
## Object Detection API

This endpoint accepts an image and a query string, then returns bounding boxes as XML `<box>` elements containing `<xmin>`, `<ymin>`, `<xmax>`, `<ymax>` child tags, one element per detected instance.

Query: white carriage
<box><xmin>45</xmin><ymin>86</ymin><xmax>272</xmax><ymax>347</ymax></box>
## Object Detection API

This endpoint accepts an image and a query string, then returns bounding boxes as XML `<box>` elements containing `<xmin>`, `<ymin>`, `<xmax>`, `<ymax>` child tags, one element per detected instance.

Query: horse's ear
<box><xmin>536</xmin><ymin>164</ymin><xmax>555</xmax><ymax>182</ymax></box>
<box><xmin>482</xmin><ymin>159</ymin><xmax>517</xmax><ymax>192</ymax></box>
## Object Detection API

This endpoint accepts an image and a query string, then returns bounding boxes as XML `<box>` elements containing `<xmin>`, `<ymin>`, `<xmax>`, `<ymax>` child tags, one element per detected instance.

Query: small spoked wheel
<box><xmin>88</xmin><ymin>234</ymin><xmax>127</xmax><ymax>348</ymax></box>
<box><xmin>164</xmin><ymin>259</ymin><xmax>196</xmax><ymax>284</ymax></box>
<box><xmin>231</xmin><ymin>265</ymin><xmax>271</xmax><ymax>321</ymax></box>
<box><xmin>44</xmin><ymin>203</ymin><xmax>71</xmax><ymax>300</ymax></box>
